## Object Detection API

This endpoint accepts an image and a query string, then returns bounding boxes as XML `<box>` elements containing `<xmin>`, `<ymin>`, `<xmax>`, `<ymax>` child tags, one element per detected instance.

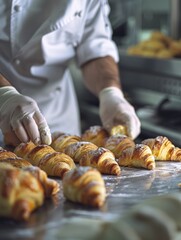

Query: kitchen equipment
<box><xmin>119</xmin><ymin>52</ymin><xmax>181</xmax><ymax>146</ymax></box>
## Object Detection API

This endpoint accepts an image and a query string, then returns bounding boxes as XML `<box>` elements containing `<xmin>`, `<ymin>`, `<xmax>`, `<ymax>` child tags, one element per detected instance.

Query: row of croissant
<box><xmin>0</xmin><ymin>125</ymin><xmax>181</xmax><ymax>221</ymax></box>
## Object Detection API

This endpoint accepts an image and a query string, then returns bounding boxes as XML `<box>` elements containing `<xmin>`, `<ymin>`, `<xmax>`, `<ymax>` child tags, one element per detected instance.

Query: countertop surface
<box><xmin>0</xmin><ymin>161</ymin><xmax>181</xmax><ymax>240</ymax></box>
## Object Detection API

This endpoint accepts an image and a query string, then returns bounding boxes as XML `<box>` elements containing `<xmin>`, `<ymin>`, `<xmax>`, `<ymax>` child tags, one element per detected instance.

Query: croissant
<box><xmin>0</xmin><ymin>164</ymin><xmax>44</xmax><ymax>221</ymax></box>
<box><xmin>81</xmin><ymin>125</ymin><xmax>109</xmax><ymax>147</ymax></box>
<box><xmin>141</xmin><ymin>136</ymin><xmax>180</xmax><ymax>161</ymax></box>
<box><xmin>23</xmin><ymin>166</ymin><xmax>59</xmax><ymax>198</ymax></box>
<box><xmin>0</xmin><ymin>147</ymin><xmax>32</xmax><ymax>168</ymax></box>
<box><xmin>14</xmin><ymin>141</ymin><xmax>36</xmax><ymax>159</ymax></box>
<box><xmin>62</xmin><ymin>166</ymin><xmax>106</xmax><ymax>208</ymax></box>
<box><xmin>0</xmin><ymin>161</ymin><xmax>59</xmax><ymax>198</ymax></box>
<box><xmin>51</xmin><ymin>132</ymin><xmax>81</xmax><ymax>152</ymax></box>
<box><xmin>0</xmin><ymin>146</ymin><xmax>18</xmax><ymax>159</ymax></box>
<box><xmin>118</xmin><ymin>144</ymin><xmax>155</xmax><ymax>170</ymax></box>
<box><xmin>0</xmin><ymin>157</ymin><xmax>32</xmax><ymax>168</ymax></box>
<box><xmin>79</xmin><ymin>147</ymin><xmax>121</xmax><ymax>175</ymax></box>
<box><xmin>104</xmin><ymin>135</ymin><xmax>135</xmax><ymax>159</ymax></box>
<box><xmin>170</xmin><ymin>147</ymin><xmax>181</xmax><ymax>161</ymax></box>
<box><xmin>109</xmin><ymin>125</ymin><xmax>128</xmax><ymax>136</ymax></box>
<box><xmin>14</xmin><ymin>142</ymin><xmax>76</xmax><ymax>178</ymax></box>
<box><xmin>64</xmin><ymin>141</ymin><xmax>98</xmax><ymax>163</ymax></box>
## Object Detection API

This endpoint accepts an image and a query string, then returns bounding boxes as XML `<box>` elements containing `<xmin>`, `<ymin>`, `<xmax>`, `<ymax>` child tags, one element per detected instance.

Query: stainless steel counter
<box><xmin>0</xmin><ymin>161</ymin><xmax>181</xmax><ymax>240</ymax></box>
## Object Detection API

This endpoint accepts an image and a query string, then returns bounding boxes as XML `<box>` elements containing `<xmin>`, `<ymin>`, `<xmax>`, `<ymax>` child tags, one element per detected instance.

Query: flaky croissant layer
<box><xmin>14</xmin><ymin>142</ymin><xmax>76</xmax><ymax>178</ymax></box>
<box><xmin>0</xmin><ymin>165</ymin><xmax>44</xmax><ymax>221</ymax></box>
<box><xmin>118</xmin><ymin>144</ymin><xmax>156</xmax><ymax>170</ymax></box>
<box><xmin>142</xmin><ymin>136</ymin><xmax>181</xmax><ymax>161</ymax></box>
<box><xmin>63</xmin><ymin>166</ymin><xmax>106</xmax><ymax>208</ymax></box>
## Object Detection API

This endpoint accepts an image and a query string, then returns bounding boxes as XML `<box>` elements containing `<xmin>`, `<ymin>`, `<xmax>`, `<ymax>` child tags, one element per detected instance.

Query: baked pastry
<box><xmin>0</xmin><ymin>164</ymin><xmax>44</xmax><ymax>221</ymax></box>
<box><xmin>81</xmin><ymin>125</ymin><xmax>109</xmax><ymax>147</ymax></box>
<box><xmin>51</xmin><ymin>133</ymin><xmax>81</xmax><ymax>152</ymax></box>
<box><xmin>0</xmin><ymin>147</ymin><xmax>32</xmax><ymax>168</ymax></box>
<box><xmin>62</xmin><ymin>166</ymin><xmax>106</xmax><ymax>208</ymax></box>
<box><xmin>104</xmin><ymin>135</ymin><xmax>135</xmax><ymax>159</ymax></box>
<box><xmin>64</xmin><ymin>141</ymin><xmax>98</xmax><ymax>163</ymax></box>
<box><xmin>14</xmin><ymin>141</ymin><xmax>36</xmax><ymax>159</ymax></box>
<box><xmin>109</xmin><ymin>125</ymin><xmax>128</xmax><ymax>136</ymax></box>
<box><xmin>0</xmin><ymin>147</ymin><xmax>18</xmax><ymax>159</ymax></box>
<box><xmin>81</xmin><ymin>125</ymin><xmax>136</xmax><ymax>160</ymax></box>
<box><xmin>169</xmin><ymin>40</ymin><xmax>181</xmax><ymax>57</ymax></box>
<box><xmin>141</xmin><ymin>136</ymin><xmax>180</xmax><ymax>161</ymax></box>
<box><xmin>23</xmin><ymin>166</ymin><xmax>59</xmax><ymax>198</ymax></box>
<box><xmin>170</xmin><ymin>147</ymin><xmax>181</xmax><ymax>161</ymax></box>
<box><xmin>0</xmin><ymin>157</ymin><xmax>32</xmax><ymax>168</ymax></box>
<box><xmin>118</xmin><ymin>144</ymin><xmax>155</xmax><ymax>170</ymax></box>
<box><xmin>150</xmin><ymin>31</ymin><xmax>172</xmax><ymax>46</ymax></box>
<box><xmin>79</xmin><ymin>147</ymin><xmax>121</xmax><ymax>175</ymax></box>
<box><xmin>0</xmin><ymin>161</ymin><xmax>59</xmax><ymax>198</ymax></box>
<box><xmin>14</xmin><ymin>142</ymin><xmax>76</xmax><ymax>178</ymax></box>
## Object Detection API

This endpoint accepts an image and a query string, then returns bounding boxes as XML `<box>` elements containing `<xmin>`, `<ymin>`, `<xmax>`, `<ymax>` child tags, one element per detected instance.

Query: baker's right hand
<box><xmin>0</xmin><ymin>86</ymin><xmax>52</xmax><ymax>146</ymax></box>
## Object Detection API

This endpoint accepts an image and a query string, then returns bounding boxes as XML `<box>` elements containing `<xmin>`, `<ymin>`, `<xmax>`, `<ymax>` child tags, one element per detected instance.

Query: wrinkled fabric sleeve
<box><xmin>76</xmin><ymin>0</ymin><xmax>119</xmax><ymax>67</ymax></box>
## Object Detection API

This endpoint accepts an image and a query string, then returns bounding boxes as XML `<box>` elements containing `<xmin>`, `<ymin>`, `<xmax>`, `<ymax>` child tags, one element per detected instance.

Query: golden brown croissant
<box><xmin>81</xmin><ymin>125</ymin><xmax>109</xmax><ymax>147</ymax></box>
<box><xmin>23</xmin><ymin>166</ymin><xmax>59</xmax><ymax>198</ymax></box>
<box><xmin>0</xmin><ymin>164</ymin><xmax>44</xmax><ymax>221</ymax></box>
<box><xmin>141</xmin><ymin>136</ymin><xmax>181</xmax><ymax>161</ymax></box>
<box><xmin>14</xmin><ymin>141</ymin><xmax>36</xmax><ymax>159</ymax></box>
<box><xmin>51</xmin><ymin>132</ymin><xmax>81</xmax><ymax>152</ymax></box>
<box><xmin>14</xmin><ymin>142</ymin><xmax>76</xmax><ymax>178</ymax></box>
<box><xmin>170</xmin><ymin>147</ymin><xmax>181</xmax><ymax>161</ymax></box>
<box><xmin>0</xmin><ymin>146</ymin><xmax>17</xmax><ymax>159</ymax></box>
<box><xmin>79</xmin><ymin>147</ymin><xmax>121</xmax><ymax>175</ymax></box>
<box><xmin>51</xmin><ymin>131</ymin><xmax>120</xmax><ymax>175</ymax></box>
<box><xmin>0</xmin><ymin>147</ymin><xmax>32</xmax><ymax>168</ymax></box>
<box><xmin>109</xmin><ymin>125</ymin><xmax>128</xmax><ymax>136</ymax></box>
<box><xmin>64</xmin><ymin>141</ymin><xmax>98</xmax><ymax>163</ymax></box>
<box><xmin>0</xmin><ymin>162</ymin><xmax>59</xmax><ymax>198</ymax></box>
<box><xmin>62</xmin><ymin>166</ymin><xmax>106</xmax><ymax>208</ymax></box>
<box><xmin>104</xmin><ymin>135</ymin><xmax>135</xmax><ymax>159</ymax></box>
<box><xmin>0</xmin><ymin>157</ymin><xmax>32</xmax><ymax>168</ymax></box>
<box><xmin>118</xmin><ymin>144</ymin><xmax>155</xmax><ymax>170</ymax></box>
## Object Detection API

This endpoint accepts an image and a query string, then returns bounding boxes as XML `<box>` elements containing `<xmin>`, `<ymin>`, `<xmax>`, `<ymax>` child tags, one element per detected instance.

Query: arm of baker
<box><xmin>76</xmin><ymin>0</ymin><xmax>141</xmax><ymax>139</ymax></box>
<box><xmin>0</xmin><ymin>74</ymin><xmax>52</xmax><ymax>146</ymax></box>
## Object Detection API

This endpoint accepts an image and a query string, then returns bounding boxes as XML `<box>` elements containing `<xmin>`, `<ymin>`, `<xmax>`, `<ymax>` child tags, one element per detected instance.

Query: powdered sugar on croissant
<box><xmin>118</xmin><ymin>144</ymin><xmax>155</xmax><ymax>170</ymax></box>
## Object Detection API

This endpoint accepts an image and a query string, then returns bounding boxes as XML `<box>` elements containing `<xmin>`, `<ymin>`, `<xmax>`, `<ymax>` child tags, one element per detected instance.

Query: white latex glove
<box><xmin>99</xmin><ymin>87</ymin><xmax>141</xmax><ymax>139</ymax></box>
<box><xmin>0</xmin><ymin>86</ymin><xmax>52</xmax><ymax>146</ymax></box>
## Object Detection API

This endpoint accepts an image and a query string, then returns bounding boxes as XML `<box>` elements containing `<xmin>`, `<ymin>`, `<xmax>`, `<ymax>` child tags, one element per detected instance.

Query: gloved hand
<box><xmin>0</xmin><ymin>86</ymin><xmax>52</xmax><ymax>146</ymax></box>
<box><xmin>99</xmin><ymin>87</ymin><xmax>141</xmax><ymax>139</ymax></box>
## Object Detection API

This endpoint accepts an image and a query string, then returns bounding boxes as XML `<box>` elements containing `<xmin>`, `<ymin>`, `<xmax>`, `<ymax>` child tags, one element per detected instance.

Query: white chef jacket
<box><xmin>0</xmin><ymin>0</ymin><xmax>119</xmax><ymax>136</ymax></box>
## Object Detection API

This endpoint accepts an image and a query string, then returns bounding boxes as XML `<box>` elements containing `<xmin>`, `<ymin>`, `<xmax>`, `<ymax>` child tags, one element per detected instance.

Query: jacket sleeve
<box><xmin>75</xmin><ymin>0</ymin><xmax>119</xmax><ymax>67</ymax></box>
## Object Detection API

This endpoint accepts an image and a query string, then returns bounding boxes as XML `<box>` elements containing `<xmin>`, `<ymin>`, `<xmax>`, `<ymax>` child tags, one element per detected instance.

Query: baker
<box><xmin>0</xmin><ymin>0</ymin><xmax>141</xmax><ymax>146</ymax></box>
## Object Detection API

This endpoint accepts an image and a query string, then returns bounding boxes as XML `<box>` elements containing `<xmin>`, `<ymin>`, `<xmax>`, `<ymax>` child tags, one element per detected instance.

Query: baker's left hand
<box><xmin>99</xmin><ymin>87</ymin><xmax>141</xmax><ymax>139</ymax></box>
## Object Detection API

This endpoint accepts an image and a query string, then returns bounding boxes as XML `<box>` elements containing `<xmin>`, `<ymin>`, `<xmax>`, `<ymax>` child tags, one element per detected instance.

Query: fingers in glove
<box><xmin>12</xmin><ymin>119</ymin><xmax>31</xmax><ymax>143</ymax></box>
<box><xmin>34</xmin><ymin>111</ymin><xmax>52</xmax><ymax>145</ymax></box>
<box><xmin>22</xmin><ymin>115</ymin><xmax>41</xmax><ymax>145</ymax></box>
<box><xmin>123</xmin><ymin>114</ymin><xmax>141</xmax><ymax>139</ymax></box>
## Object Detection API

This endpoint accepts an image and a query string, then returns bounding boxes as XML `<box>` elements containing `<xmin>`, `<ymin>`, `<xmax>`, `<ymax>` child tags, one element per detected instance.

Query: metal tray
<box><xmin>0</xmin><ymin>161</ymin><xmax>181</xmax><ymax>240</ymax></box>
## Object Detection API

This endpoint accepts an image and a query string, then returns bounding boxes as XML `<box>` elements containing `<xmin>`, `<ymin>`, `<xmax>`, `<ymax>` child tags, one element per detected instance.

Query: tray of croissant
<box><xmin>0</xmin><ymin>125</ymin><xmax>181</xmax><ymax>240</ymax></box>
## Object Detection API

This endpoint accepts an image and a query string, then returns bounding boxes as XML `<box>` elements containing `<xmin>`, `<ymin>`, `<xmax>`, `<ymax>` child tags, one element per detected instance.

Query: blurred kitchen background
<box><xmin>70</xmin><ymin>0</ymin><xmax>181</xmax><ymax>147</ymax></box>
